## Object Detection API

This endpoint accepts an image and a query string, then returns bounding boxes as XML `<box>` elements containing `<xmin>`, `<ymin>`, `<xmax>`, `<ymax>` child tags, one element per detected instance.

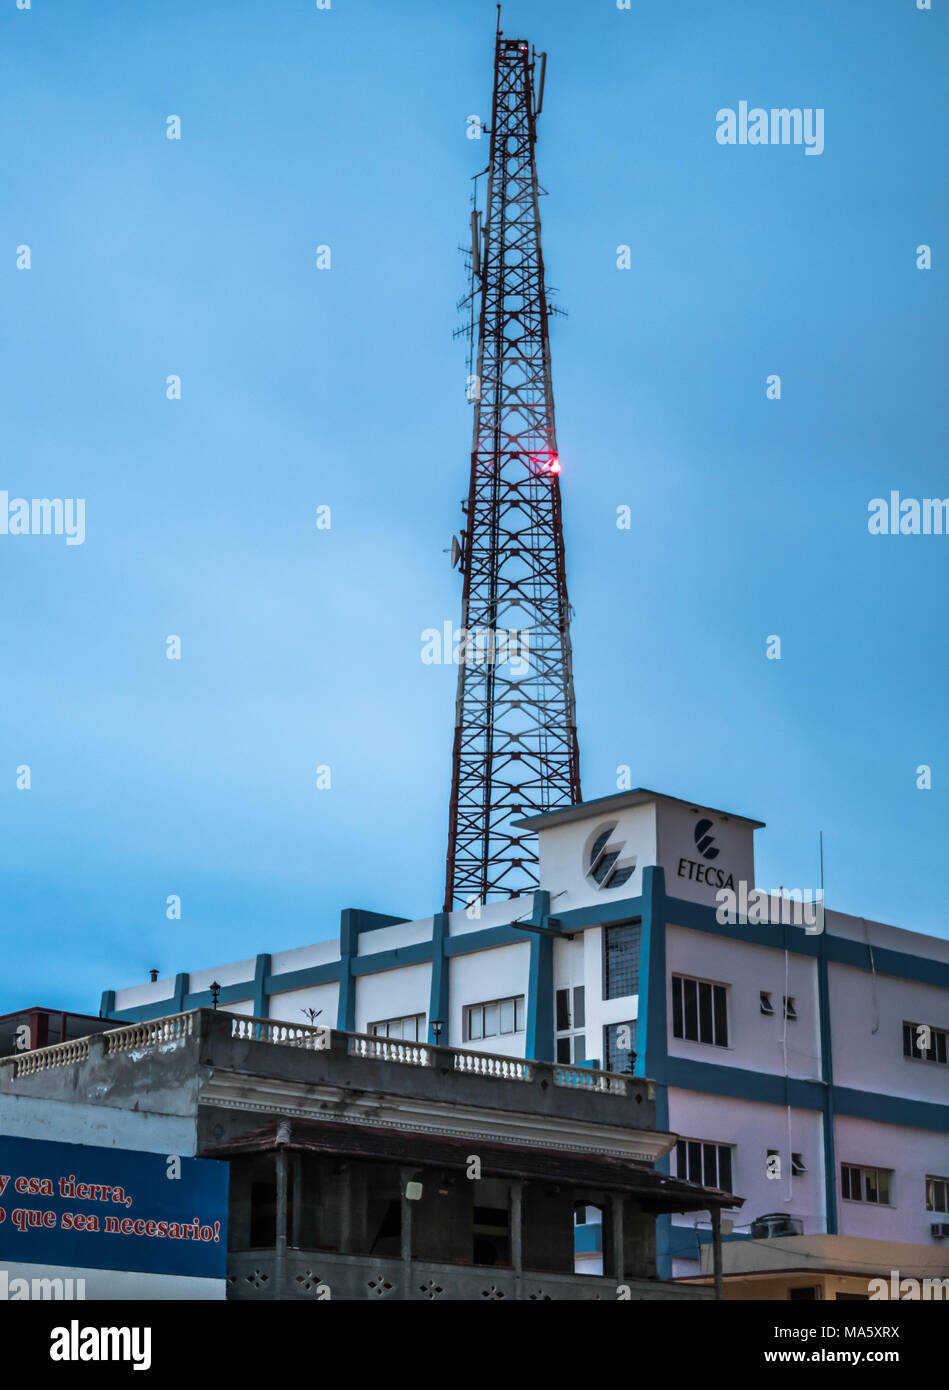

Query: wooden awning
<box><xmin>202</xmin><ymin>1117</ymin><xmax>742</xmax><ymax>1214</ymax></box>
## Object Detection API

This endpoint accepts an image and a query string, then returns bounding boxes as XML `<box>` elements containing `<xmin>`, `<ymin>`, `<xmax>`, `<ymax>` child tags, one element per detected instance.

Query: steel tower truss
<box><xmin>444</xmin><ymin>34</ymin><xmax>580</xmax><ymax>912</ymax></box>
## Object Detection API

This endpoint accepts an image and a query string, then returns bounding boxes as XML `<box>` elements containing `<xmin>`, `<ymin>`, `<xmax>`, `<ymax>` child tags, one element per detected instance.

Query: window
<box><xmin>903</xmin><ymin>1021</ymin><xmax>948</xmax><ymax>1064</ymax></box>
<box><xmin>675</xmin><ymin>1139</ymin><xmax>733</xmax><ymax>1194</ymax></box>
<box><xmin>369</xmin><ymin>1013</ymin><xmax>425</xmax><ymax>1042</ymax></box>
<box><xmin>465</xmin><ymin>996</ymin><xmax>525</xmax><ymax>1042</ymax></box>
<box><xmin>926</xmin><ymin>1176</ymin><xmax>949</xmax><ymax>1214</ymax></box>
<box><xmin>760</xmin><ymin>992</ymin><xmax>774</xmax><ymax>1016</ymax></box>
<box><xmin>841</xmin><ymin>1164</ymin><xmax>892</xmax><ymax>1206</ymax></box>
<box><xmin>556</xmin><ymin>1035</ymin><xmax>587</xmax><ymax>1063</ymax></box>
<box><xmin>672</xmin><ymin>974</ymin><xmax>728</xmax><ymax>1047</ymax></box>
<box><xmin>792</xmin><ymin>1153</ymin><xmax>807</xmax><ymax>1176</ymax></box>
<box><xmin>603</xmin><ymin>1020</ymin><xmax>637</xmax><ymax>1074</ymax></box>
<box><xmin>783</xmin><ymin>996</ymin><xmax>797</xmax><ymax>1021</ymax></box>
<box><xmin>603</xmin><ymin>922</ymin><xmax>641</xmax><ymax>999</ymax></box>
<box><xmin>789</xmin><ymin>1287</ymin><xmax>820</xmax><ymax>1301</ymax></box>
<box><xmin>555</xmin><ymin>986</ymin><xmax>584</xmax><ymax>1030</ymax></box>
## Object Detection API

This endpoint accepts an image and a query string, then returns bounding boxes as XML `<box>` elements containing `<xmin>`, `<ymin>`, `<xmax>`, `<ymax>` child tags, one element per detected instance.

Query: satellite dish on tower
<box><xmin>450</xmin><ymin>535</ymin><xmax>463</xmax><ymax>569</ymax></box>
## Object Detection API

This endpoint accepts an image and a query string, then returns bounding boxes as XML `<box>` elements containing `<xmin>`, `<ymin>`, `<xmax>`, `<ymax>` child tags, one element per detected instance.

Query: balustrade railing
<box><xmin>106</xmin><ymin>1012</ymin><xmax>194</xmax><ymax>1054</ymax></box>
<box><xmin>13</xmin><ymin>1037</ymin><xmax>90</xmax><ymax>1076</ymax></box>
<box><xmin>7</xmin><ymin>1009</ymin><xmax>633</xmax><ymax>1099</ymax></box>
<box><xmin>453</xmin><ymin>1049</ymin><xmax>532</xmax><ymax>1081</ymax></box>
<box><xmin>231</xmin><ymin>1015</ymin><xmax>330</xmax><ymax>1049</ymax></box>
<box><xmin>553</xmin><ymin>1063</ymin><xmax>628</xmax><ymax>1096</ymax></box>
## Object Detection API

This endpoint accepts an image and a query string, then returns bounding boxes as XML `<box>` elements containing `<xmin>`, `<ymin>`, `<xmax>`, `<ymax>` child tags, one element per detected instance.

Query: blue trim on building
<box><xmin>444</xmin><ymin>923</ymin><xmax>540</xmax><ymax>956</ymax></box>
<box><xmin>636</xmin><ymin>866</ymin><xmax>665</xmax><ymax>1082</ymax></box>
<box><xmin>262</xmin><ymin>960</ymin><xmax>341</xmax><ymax>995</ymax></box>
<box><xmin>351</xmin><ymin>942</ymin><xmax>434</xmax><ymax>975</ymax></box>
<box><xmin>661</xmin><ymin>1057</ymin><xmax>827</xmax><ymax>1110</ymax></box>
<box><xmin>834</xmin><ymin>1086</ymin><xmax>949</xmax><ymax>1134</ymax></box>
<box><xmin>98</xmin><ymin>990</ymin><xmax>115</xmax><ymax>1019</ymax></box>
<box><xmin>253</xmin><ymin>954</ymin><xmax>270</xmax><ymax>1019</ymax></box>
<box><xmin>173</xmin><ymin>973</ymin><xmax>188</xmax><ymax>1013</ymax></box>
<box><xmin>336</xmin><ymin>908</ymin><xmax>408</xmax><ymax>1031</ymax></box>
<box><xmin>428</xmin><ymin>912</ymin><xmax>450</xmax><ymax>1044</ymax></box>
<box><xmin>525</xmin><ymin>892</ymin><xmax>555</xmax><ymax>1062</ymax></box>
<box><xmin>817</xmin><ymin>923</ymin><xmax>838</xmax><ymax>1234</ymax></box>
<box><xmin>555</xmin><ymin>895</ymin><xmax>645</xmax><ymax>932</ymax></box>
<box><xmin>638</xmin><ymin>867</ymin><xmax>675</xmax><ymax>1278</ymax></box>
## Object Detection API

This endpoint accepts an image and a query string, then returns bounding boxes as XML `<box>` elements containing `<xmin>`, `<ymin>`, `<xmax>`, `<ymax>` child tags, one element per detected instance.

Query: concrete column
<box><xmin>291</xmin><ymin>1152</ymin><xmax>302</xmax><ymax>1248</ymax></box>
<box><xmin>275</xmin><ymin>1150</ymin><xmax>288</xmax><ymax>1299</ymax></box>
<box><xmin>611</xmin><ymin>1194</ymin><xmax>625</xmax><ymax>1285</ymax></box>
<box><xmin>511</xmin><ymin>1180</ymin><xmax>524</xmax><ymax>1298</ymax></box>
<box><xmin>339</xmin><ymin>1164</ymin><xmax>352</xmax><ymax>1253</ymax></box>
<box><xmin>400</xmin><ymin>1172</ymin><xmax>414</xmax><ymax>1301</ymax></box>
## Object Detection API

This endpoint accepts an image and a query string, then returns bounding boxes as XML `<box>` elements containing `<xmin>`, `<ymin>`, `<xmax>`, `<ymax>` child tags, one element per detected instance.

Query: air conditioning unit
<box><xmin>931</xmin><ymin>1223</ymin><xmax>949</xmax><ymax>1239</ymax></box>
<box><xmin>751</xmin><ymin>1213</ymin><xmax>805</xmax><ymax>1240</ymax></box>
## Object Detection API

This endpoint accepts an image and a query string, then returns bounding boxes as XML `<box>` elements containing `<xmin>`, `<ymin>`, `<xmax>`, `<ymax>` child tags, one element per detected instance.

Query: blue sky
<box><xmin>2</xmin><ymin>0</ymin><xmax>947</xmax><ymax>1014</ymax></box>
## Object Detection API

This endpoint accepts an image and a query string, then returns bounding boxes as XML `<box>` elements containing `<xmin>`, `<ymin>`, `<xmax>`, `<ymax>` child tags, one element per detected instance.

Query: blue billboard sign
<box><xmin>0</xmin><ymin>1136</ymin><xmax>228</xmax><ymax>1278</ymax></box>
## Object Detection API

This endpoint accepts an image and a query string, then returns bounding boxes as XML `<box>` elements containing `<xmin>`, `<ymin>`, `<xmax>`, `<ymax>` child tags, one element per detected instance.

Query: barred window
<box><xmin>604</xmin><ymin>922</ymin><xmax>641</xmax><ymax>999</ymax></box>
<box><xmin>603</xmin><ymin>1021</ymin><xmax>636</xmax><ymax>1073</ymax></box>
<box><xmin>903</xmin><ymin>1021</ymin><xmax>948</xmax><ymax>1064</ymax></box>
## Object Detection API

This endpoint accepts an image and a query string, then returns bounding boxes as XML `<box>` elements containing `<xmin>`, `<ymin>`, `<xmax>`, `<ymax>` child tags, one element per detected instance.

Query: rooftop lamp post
<box><xmin>209</xmin><ymin>981</ymin><xmax>221</xmax><ymax>1010</ymax></box>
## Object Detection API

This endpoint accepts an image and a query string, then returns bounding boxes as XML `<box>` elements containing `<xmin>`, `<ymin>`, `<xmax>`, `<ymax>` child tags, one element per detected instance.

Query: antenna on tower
<box><xmin>536</xmin><ymin>52</ymin><xmax>547</xmax><ymax>116</ymax></box>
<box><xmin>470</xmin><ymin>208</ymin><xmax>481</xmax><ymax>278</ymax></box>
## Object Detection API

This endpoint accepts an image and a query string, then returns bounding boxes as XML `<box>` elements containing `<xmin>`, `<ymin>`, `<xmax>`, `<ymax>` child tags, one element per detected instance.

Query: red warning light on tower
<box><xmin>548</xmin><ymin>456</ymin><xmax>561</xmax><ymax>474</ymax></box>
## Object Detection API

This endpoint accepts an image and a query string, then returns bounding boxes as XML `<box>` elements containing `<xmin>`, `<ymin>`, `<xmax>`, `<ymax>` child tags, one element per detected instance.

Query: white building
<box><xmin>102</xmin><ymin>787</ymin><xmax>949</xmax><ymax>1280</ymax></box>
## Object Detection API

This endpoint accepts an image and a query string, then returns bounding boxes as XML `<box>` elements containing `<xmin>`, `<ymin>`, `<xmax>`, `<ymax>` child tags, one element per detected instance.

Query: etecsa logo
<box><xmin>693</xmin><ymin>818</ymin><xmax>719</xmax><ymax>860</ymax></box>
<box><xmin>586</xmin><ymin>824</ymin><xmax>635</xmax><ymax>890</ymax></box>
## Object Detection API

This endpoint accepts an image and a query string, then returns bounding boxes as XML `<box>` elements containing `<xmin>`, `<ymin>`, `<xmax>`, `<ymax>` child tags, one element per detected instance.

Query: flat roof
<box><xmin>513</xmin><ymin>787</ymin><xmax>766</xmax><ymax>832</ymax></box>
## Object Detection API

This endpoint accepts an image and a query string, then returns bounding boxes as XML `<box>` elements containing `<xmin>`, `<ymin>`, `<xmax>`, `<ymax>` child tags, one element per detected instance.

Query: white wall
<box><xmin>829</xmin><ymin>962</ymin><xmax>949</xmax><ymax>1102</ymax></box>
<box><xmin>667</xmin><ymin>1089</ymin><xmax>827</xmax><ymax>1276</ymax></box>
<box><xmin>657</xmin><ymin>802</ymin><xmax>757</xmax><ymax>908</ymax></box>
<box><xmin>270</xmin><ymin>939</ymin><xmax>339</xmax><ymax>974</ymax></box>
<box><xmin>450</xmin><ymin>943</ymin><xmax>530</xmax><ymax>1054</ymax></box>
<box><xmin>536</xmin><ymin>803</ymin><xmax>656</xmax><ymax>911</ymax></box>
<box><xmin>112</xmin><ymin>978</ymin><xmax>177</xmax><ymax>1013</ymax></box>
<box><xmin>0</xmin><ymin>1094</ymin><xmax>196</xmax><ymax>1155</ymax></box>
<box><xmin>355</xmin><ymin>963</ymin><xmax>431</xmax><ymax>1035</ymax></box>
<box><xmin>267</xmin><ymin>983</ymin><xmax>339</xmax><ymax>1028</ymax></box>
<box><xmin>834</xmin><ymin>1115</ymin><xmax>949</xmax><ymax>1247</ymax></box>
<box><xmin>447</xmin><ymin>897</ymin><xmax>533</xmax><ymax>937</ymax></box>
<box><xmin>357</xmin><ymin>918</ymin><xmax>433</xmax><ymax>955</ymax></box>
<box><xmin>665</xmin><ymin>924</ymin><xmax>822</xmax><ymax>1081</ymax></box>
<box><xmin>190</xmin><ymin>959</ymin><xmax>256</xmax><ymax>993</ymax></box>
